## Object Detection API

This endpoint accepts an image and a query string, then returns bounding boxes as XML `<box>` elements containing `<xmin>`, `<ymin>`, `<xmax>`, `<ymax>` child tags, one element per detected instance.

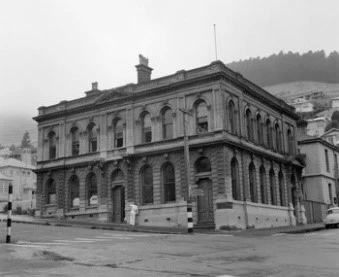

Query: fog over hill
<box><xmin>0</xmin><ymin>114</ymin><xmax>37</xmax><ymax>147</ymax></box>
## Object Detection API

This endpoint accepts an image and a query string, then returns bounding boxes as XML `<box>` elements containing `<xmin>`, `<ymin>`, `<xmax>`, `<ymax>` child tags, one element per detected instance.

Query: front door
<box><xmin>112</xmin><ymin>186</ymin><xmax>125</xmax><ymax>223</ymax></box>
<box><xmin>197</xmin><ymin>179</ymin><xmax>214</xmax><ymax>225</ymax></box>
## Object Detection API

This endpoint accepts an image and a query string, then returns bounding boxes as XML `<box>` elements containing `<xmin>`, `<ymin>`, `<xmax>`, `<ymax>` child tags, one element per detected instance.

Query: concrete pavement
<box><xmin>0</xmin><ymin>213</ymin><xmax>325</xmax><ymax>236</ymax></box>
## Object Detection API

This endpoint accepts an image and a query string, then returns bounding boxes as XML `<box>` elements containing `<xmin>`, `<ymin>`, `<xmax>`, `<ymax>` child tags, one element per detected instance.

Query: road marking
<box><xmin>303</xmin><ymin>232</ymin><xmax>316</xmax><ymax>236</ymax></box>
<box><xmin>272</xmin><ymin>233</ymin><xmax>286</xmax><ymax>236</ymax></box>
<box><xmin>95</xmin><ymin>236</ymin><xmax>131</xmax><ymax>240</ymax></box>
<box><xmin>74</xmin><ymin>238</ymin><xmax>110</xmax><ymax>241</ymax></box>
<box><xmin>17</xmin><ymin>242</ymin><xmax>69</xmax><ymax>246</ymax></box>
<box><xmin>54</xmin><ymin>239</ymin><xmax>94</xmax><ymax>243</ymax></box>
<box><xmin>11</xmin><ymin>244</ymin><xmax>42</xmax><ymax>248</ymax></box>
<box><xmin>102</xmin><ymin>233</ymin><xmax>152</xmax><ymax>237</ymax></box>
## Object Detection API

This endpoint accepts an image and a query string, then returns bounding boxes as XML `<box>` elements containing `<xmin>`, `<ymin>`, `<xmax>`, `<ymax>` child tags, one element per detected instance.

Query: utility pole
<box><xmin>179</xmin><ymin>108</ymin><xmax>193</xmax><ymax>233</ymax></box>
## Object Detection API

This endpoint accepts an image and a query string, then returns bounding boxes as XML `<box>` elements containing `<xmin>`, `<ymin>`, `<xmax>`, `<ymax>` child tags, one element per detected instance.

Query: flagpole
<box><xmin>214</xmin><ymin>24</ymin><xmax>218</xmax><ymax>61</ymax></box>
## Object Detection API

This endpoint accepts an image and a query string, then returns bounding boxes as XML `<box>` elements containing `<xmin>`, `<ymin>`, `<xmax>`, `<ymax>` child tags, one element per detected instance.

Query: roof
<box><xmin>298</xmin><ymin>136</ymin><xmax>339</xmax><ymax>152</ymax></box>
<box><xmin>0</xmin><ymin>157</ymin><xmax>35</xmax><ymax>170</ymax></box>
<box><xmin>0</xmin><ymin>171</ymin><xmax>11</xmax><ymax>181</ymax></box>
<box><xmin>320</xmin><ymin>128</ymin><xmax>339</xmax><ymax>137</ymax></box>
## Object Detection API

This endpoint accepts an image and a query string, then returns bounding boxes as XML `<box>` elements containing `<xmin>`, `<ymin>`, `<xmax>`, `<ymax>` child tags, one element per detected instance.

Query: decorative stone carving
<box><xmin>163</xmin><ymin>153</ymin><xmax>169</xmax><ymax>161</ymax></box>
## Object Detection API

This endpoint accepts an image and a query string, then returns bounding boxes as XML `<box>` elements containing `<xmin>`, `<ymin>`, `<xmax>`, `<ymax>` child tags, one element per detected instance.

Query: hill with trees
<box><xmin>227</xmin><ymin>50</ymin><xmax>339</xmax><ymax>87</ymax></box>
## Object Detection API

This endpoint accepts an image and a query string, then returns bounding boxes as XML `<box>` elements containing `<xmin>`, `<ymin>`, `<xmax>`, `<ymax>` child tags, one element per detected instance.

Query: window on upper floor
<box><xmin>48</xmin><ymin>131</ymin><xmax>56</xmax><ymax>159</ymax></box>
<box><xmin>113</xmin><ymin>118</ymin><xmax>124</xmax><ymax>148</ymax></box>
<box><xmin>325</xmin><ymin>149</ymin><xmax>330</xmax><ymax>172</ymax></box>
<box><xmin>195</xmin><ymin>101</ymin><xmax>208</xmax><ymax>134</ymax></box>
<box><xmin>228</xmin><ymin>100</ymin><xmax>237</xmax><ymax>135</ymax></box>
<box><xmin>71</xmin><ymin>127</ymin><xmax>80</xmax><ymax>156</ymax></box>
<box><xmin>287</xmin><ymin>129</ymin><xmax>294</xmax><ymax>154</ymax></box>
<box><xmin>88</xmin><ymin>123</ymin><xmax>98</xmax><ymax>153</ymax></box>
<box><xmin>141</xmin><ymin>113</ymin><xmax>152</xmax><ymax>143</ymax></box>
<box><xmin>257</xmin><ymin>114</ymin><xmax>263</xmax><ymax>145</ymax></box>
<box><xmin>266</xmin><ymin>119</ymin><xmax>273</xmax><ymax>148</ymax></box>
<box><xmin>245</xmin><ymin>109</ymin><xmax>253</xmax><ymax>141</ymax></box>
<box><xmin>162</xmin><ymin>108</ymin><xmax>173</xmax><ymax>140</ymax></box>
<box><xmin>275</xmin><ymin>123</ymin><xmax>282</xmax><ymax>152</ymax></box>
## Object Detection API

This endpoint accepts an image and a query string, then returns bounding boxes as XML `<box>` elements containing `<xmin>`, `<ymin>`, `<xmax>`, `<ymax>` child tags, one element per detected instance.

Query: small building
<box><xmin>298</xmin><ymin>137</ymin><xmax>339</xmax><ymax>223</ymax></box>
<box><xmin>33</xmin><ymin>57</ymin><xmax>306</xmax><ymax>230</ymax></box>
<box><xmin>320</xmin><ymin>128</ymin><xmax>339</xmax><ymax>146</ymax></box>
<box><xmin>288</xmin><ymin>100</ymin><xmax>314</xmax><ymax>113</ymax></box>
<box><xmin>0</xmin><ymin>171</ymin><xmax>12</xmax><ymax>203</ymax></box>
<box><xmin>331</xmin><ymin>96</ymin><xmax>339</xmax><ymax>110</ymax></box>
<box><xmin>306</xmin><ymin>116</ymin><xmax>330</xmax><ymax>137</ymax></box>
<box><xmin>0</xmin><ymin>157</ymin><xmax>36</xmax><ymax>211</ymax></box>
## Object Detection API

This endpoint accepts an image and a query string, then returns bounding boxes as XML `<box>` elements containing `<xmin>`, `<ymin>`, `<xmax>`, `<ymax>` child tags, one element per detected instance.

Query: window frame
<box><xmin>86</xmin><ymin>173</ymin><xmax>98</xmax><ymax>206</ymax></box>
<box><xmin>231</xmin><ymin>158</ymin><xmax>241</xmax><ymax>200</ymax></box>
<box><xmin>162</xmin><ymin>163</ymin><xmax>176</xmax><ymax>203</ymax></box>
<box><xmin>162</xmin><ymin>108</ymin><xmax>174</xmax><ymax>140</ymax></box>
<box><xmin>141</xmin><ymin>165</ymin><xmax>154</xmax><ymax>205</ymax></box>
<box><xmin>195</xmin><ymin>101</ymin><xmax>208</xmax><ymax>134</ymax></box>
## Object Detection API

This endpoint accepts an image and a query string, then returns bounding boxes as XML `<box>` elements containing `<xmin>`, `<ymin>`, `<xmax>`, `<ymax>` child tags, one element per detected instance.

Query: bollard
<box><xmin>6</xmin><ymin>183</ymin><xmax>13</xmax><ymax>243</ymax></box>
<box><xmin>187</xmin><ymin>203</ymin><xmax>193</xmax><ymax>233</ymax></box>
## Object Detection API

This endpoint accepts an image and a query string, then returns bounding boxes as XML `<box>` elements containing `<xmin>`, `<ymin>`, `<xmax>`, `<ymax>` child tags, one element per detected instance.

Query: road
<box><xmin>0</xmin><ymin>222</ymin><xmax>338</xmax><ymax>277</ymax></box>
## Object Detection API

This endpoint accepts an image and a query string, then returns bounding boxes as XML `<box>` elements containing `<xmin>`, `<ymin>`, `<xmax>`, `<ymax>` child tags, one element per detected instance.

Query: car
<box><xmin>324</xmin><ymin>207</ymin><xmax>339</xmax><ymax>229</ymax></box>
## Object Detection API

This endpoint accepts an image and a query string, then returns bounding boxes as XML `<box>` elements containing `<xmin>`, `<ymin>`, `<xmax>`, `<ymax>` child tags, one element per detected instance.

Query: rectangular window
<box><xmin>72</xmin><ymin>141</ymin><xmax>80</xmax><ymax>156</ymax></box>
<box><xmin>325</xmin><ymin>149</ymin><xmax>330</xmax><ymax>172</ymax></box>
<box><xmin>144</xmin><ymin>128</ymin><xmax>152</xmax><ymax>143</ymax></box>
<box><xmin>49</xmin><ymin>146</ymin><xmax>56</xmax><ymax>159</ymax></box>
<box><xmin>90</xmin><ymin>139</ymin><xmax>97</xmax><ymax>153</ymax></box>
<box><xmin>115</xmin><ymin>132</ymin><xmax>123</xmax><ymax>148</ymax></box>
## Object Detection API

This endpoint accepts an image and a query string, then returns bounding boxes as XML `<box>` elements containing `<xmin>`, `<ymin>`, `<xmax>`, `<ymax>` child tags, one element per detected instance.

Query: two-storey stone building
<box><xmin>34</xmin><ymin>56</ymin><xmax>305</xmax><ymax>229</ymax></box>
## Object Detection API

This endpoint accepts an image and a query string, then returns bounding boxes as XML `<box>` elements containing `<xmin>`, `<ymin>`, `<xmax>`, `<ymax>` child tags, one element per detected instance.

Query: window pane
<box><xmin>196</xmin><ymin>157</ymin><xmax>211</xmax><ymax>173</ymax></box>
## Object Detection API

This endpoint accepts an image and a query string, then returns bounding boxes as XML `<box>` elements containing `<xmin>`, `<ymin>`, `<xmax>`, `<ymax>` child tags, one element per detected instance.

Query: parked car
<box><xmin>324</xmin><ymin>207</ymin><xmax>339</xmax><ymax>228</ymax></box>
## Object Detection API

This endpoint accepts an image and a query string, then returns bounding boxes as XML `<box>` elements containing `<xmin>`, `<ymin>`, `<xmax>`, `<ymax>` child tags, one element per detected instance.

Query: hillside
<box><xmin>228</xmin><ymin>50</ymin><xmax>339</xmax><ymax>87</ymax></box>
<box><xmin>264</xmin><ymin>81</ymin><xmax>339</xmax><ymax>101</ymax></box>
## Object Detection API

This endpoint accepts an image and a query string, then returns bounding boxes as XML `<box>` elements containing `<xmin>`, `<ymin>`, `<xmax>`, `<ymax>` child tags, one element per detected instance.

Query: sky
<box><xmin>0</xmin><ymin>0</ymin><xmax>339</xmax><ymax>145</ymax></box>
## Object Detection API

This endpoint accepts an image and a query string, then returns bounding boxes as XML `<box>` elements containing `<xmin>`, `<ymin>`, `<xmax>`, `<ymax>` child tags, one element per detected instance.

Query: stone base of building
<box><xmin>215</xmin><ymin>200</ymin><xmax>296</xmax><ymax>230</ymax></box>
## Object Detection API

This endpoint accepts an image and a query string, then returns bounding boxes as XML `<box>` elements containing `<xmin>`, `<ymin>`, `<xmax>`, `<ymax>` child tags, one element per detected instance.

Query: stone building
<box><xmin>33</xmin><ymin>56</ymin><xmax>305</xmax><ymax>229</ymax></box>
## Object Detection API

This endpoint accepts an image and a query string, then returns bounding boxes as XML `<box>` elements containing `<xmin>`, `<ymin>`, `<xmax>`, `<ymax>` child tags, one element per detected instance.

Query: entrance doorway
<box><xmin>197</xmin><ymin>179</ymin><xmax>214</xmax><ymax>225</ymax></box>
<box><xmin>112</xmin><ymin>185</ymin><xmax>125</xmax><ymax>223</ymax></box>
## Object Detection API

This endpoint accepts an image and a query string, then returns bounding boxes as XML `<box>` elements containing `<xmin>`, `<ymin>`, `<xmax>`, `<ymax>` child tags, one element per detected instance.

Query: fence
<box><xmin>303</xmin><ymin>200</ymin><xmax>328</xmax><ymax>223</ymax></box>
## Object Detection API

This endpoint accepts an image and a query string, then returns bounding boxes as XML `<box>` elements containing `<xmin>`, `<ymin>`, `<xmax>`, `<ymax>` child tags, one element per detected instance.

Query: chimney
<box><xmin>92</xmin><ymin>82</ymin><xmax>98</xmax><ymax>91</ymax></box>
<box><xmin>135</xmin><ymin>55</ymin><xmax>153</xmax><ymax>84</ymax></box>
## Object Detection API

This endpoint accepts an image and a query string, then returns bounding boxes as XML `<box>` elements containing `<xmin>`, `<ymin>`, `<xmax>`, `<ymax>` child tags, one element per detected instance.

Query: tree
<box><xmin>21</xmin><ymin>131</ymin><xmax>31</xmax><ymax>148</ymax></box>
<box><xmin>331</xmin><ymin>111</ymin><xmax>339</xmax><ymax>121</ymax></box>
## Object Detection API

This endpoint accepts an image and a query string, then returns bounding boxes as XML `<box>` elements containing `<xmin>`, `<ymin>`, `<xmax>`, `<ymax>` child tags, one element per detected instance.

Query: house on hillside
<box><xmin>320</xmin><ymin>128</ymin><xmax>339</xmax><ymax>146</ymax></box>
<box><xmin>287</xmin><ymin>99</ymin><xmax>314</xmax><ymax>113</ymax></box>
<box><xmin>306</xmin><ymin>116</ymin><xmax>330</xmax><ymax>137</ymax></box>
<box><xmin>331</xmin><ymin>96</ymin><xmax>339</xmax><ymax>110</ymax></box>
<box><xmin>33</xmin><ymin>56</ymin><xmax>306</xmax><ymax>230</ymax></box>
<box><xmin>298</xmin><ymin>137</ymin><xmax>339</xmax><ymax>223</ymax></box>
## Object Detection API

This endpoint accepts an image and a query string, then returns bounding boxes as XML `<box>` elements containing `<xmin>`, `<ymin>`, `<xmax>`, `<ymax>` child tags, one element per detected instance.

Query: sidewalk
<box><xmin>0</xmin><ymin>213</ymin><xmax>325</xmax><ymax>236</ymax></box>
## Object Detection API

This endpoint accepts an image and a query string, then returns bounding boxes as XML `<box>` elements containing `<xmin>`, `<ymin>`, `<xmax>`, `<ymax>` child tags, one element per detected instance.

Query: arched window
<box><xmin>228</xmin><ymin>101</ymin><xmax>237</xmax><ymax>134</ymax></box>
<box><xmin>111</xmin><ymin>169</ymin><xmax>124</xmax><ymax>187</ymax></box>
<box><xmin>196</xmin><ymin>101</ymin><xmax>208</xmax><ymax>133</ymax></box>
<box><xmin>113</xmin><ymin>119</ymin><xmax>124</xmax><ymax>148</ymax></box>
<box><xmin>86</xmin><ymin>173</ymin><xmax>98</xmax><ymax>205</ymax></box>
<box><xmin>69</xmin><ymin>175</ymin><xmax>79</xmax><ymax>208</ymax></box>
<box><xmin>245</xmin><ymin>109</ymin><xmax>253</xmax><ymax>141</ymax></box>
<box><xmin>162</xmin><ymin>163</ymin><xmax>176</xmax><ymax>203</ymax></box>
<box><xmin>162</xmin><ymin>108</ymin><xmax>173</xmax><ymax>140</ymax></box>
<box><xmin>141</xmin><ymin>165</ymin><xmax>153</xmax><ymax>205</ymax></box>
<box><xmin>231</xmin><ymin>158</ymin><xmax>240</xmax><ymax>200</ymax></box>
<box><xmin>257</xmin><ymin>114</ymin><xmax>263</xmax><ymax>145</ymax></box>
<box><xmin>71</xmin><ymin>127</ymin><xmax>79</xmax><ymax>156</ymax></box>
<box><xmin>249</xmin><ymin>163</ymin><xmax>257</xmax><ymax>202</ymax></box>
<box><xmin>279</xmin><ymin>171</ymin><xmax>284</xmax><ymax>206</ymax></box>
<box><xmin>46</xmin><ymin>179</ymin><xmax>56</xmax><ymax>204</ymax></box>
<box><xmin>196</xmin><ymin>157</ymin><xmax>211</xmax><ymax>173</ymax></box>
<box><xmin>141</xmin><ymin>113</ymin><xmax>152</xmax><ymax>143</ymax></box>
<box><xmin>48</xmin><ymin>131</ymin><xmax>56</xmax><ymax>159</ymax></box>
<box><xmin>88</xmin><ymin>123</ymin><xmax>98</xmax><ymax>153</ymax></box>
<box><xmin>275</xmin><ymin>123</ymin><xmax>282</xmax><ymax>152</ymax></box>
<box><xmin>266</xmin><ymin>119</ymin><xmax>272</xmax><ymax>148</ymax></box>
<box><xmin>260</xmin><ymin>166</ymin><xmax>267</xmax><ymax>204</ymax></box>
<box><xmin>287</xmin><ymin>129</ymin><xmax>294</xmax><ymax>154</ymax></box>
<box><xmin>269</xmin><ymin>169</ymin><xmax>276</xmax><ymax>205</ymax></box>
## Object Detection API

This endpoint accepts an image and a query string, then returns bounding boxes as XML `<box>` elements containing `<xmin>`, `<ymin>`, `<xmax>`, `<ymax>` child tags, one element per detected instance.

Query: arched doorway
<box><xmin>195</xmin><ymin>157</ymin><xmax>214</xmax><ymax>225</ymax></box>
<box><xmin>111</xmin><ymin>169</ymin><xmax>125</xmax><ymax>223</ymax></box>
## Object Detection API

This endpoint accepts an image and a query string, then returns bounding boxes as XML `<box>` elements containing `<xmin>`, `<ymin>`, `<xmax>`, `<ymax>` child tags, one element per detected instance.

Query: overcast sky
<box><xmin>1</xmin><ymin>0</ymin><xmax>338</xmax><ymax>119</ymax></box>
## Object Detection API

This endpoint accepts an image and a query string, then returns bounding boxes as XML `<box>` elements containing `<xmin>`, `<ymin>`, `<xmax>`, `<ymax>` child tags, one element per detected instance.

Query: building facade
<box><xmin>298</xmin><ymin>137</ymin><xmax>339</xmax><ymax>222</ymax></box>
<box><xmin>306</xmin><ymin>116</ymin><xmax>329</xmax><ymax>137</ymax></box>
<box><xmin>0</xmin><ymin>171</ymin><xmax>11</xmax><ymax>203</ymax></box>
<box><xmin>0</xmin><ymin>157</ymin><xmax>36</xmax><ymax>210</ymax></box>
<box><xmin>34</xmin><ymin>57</ymin><xmax>305</xmax><ymax>229</ymax></box>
